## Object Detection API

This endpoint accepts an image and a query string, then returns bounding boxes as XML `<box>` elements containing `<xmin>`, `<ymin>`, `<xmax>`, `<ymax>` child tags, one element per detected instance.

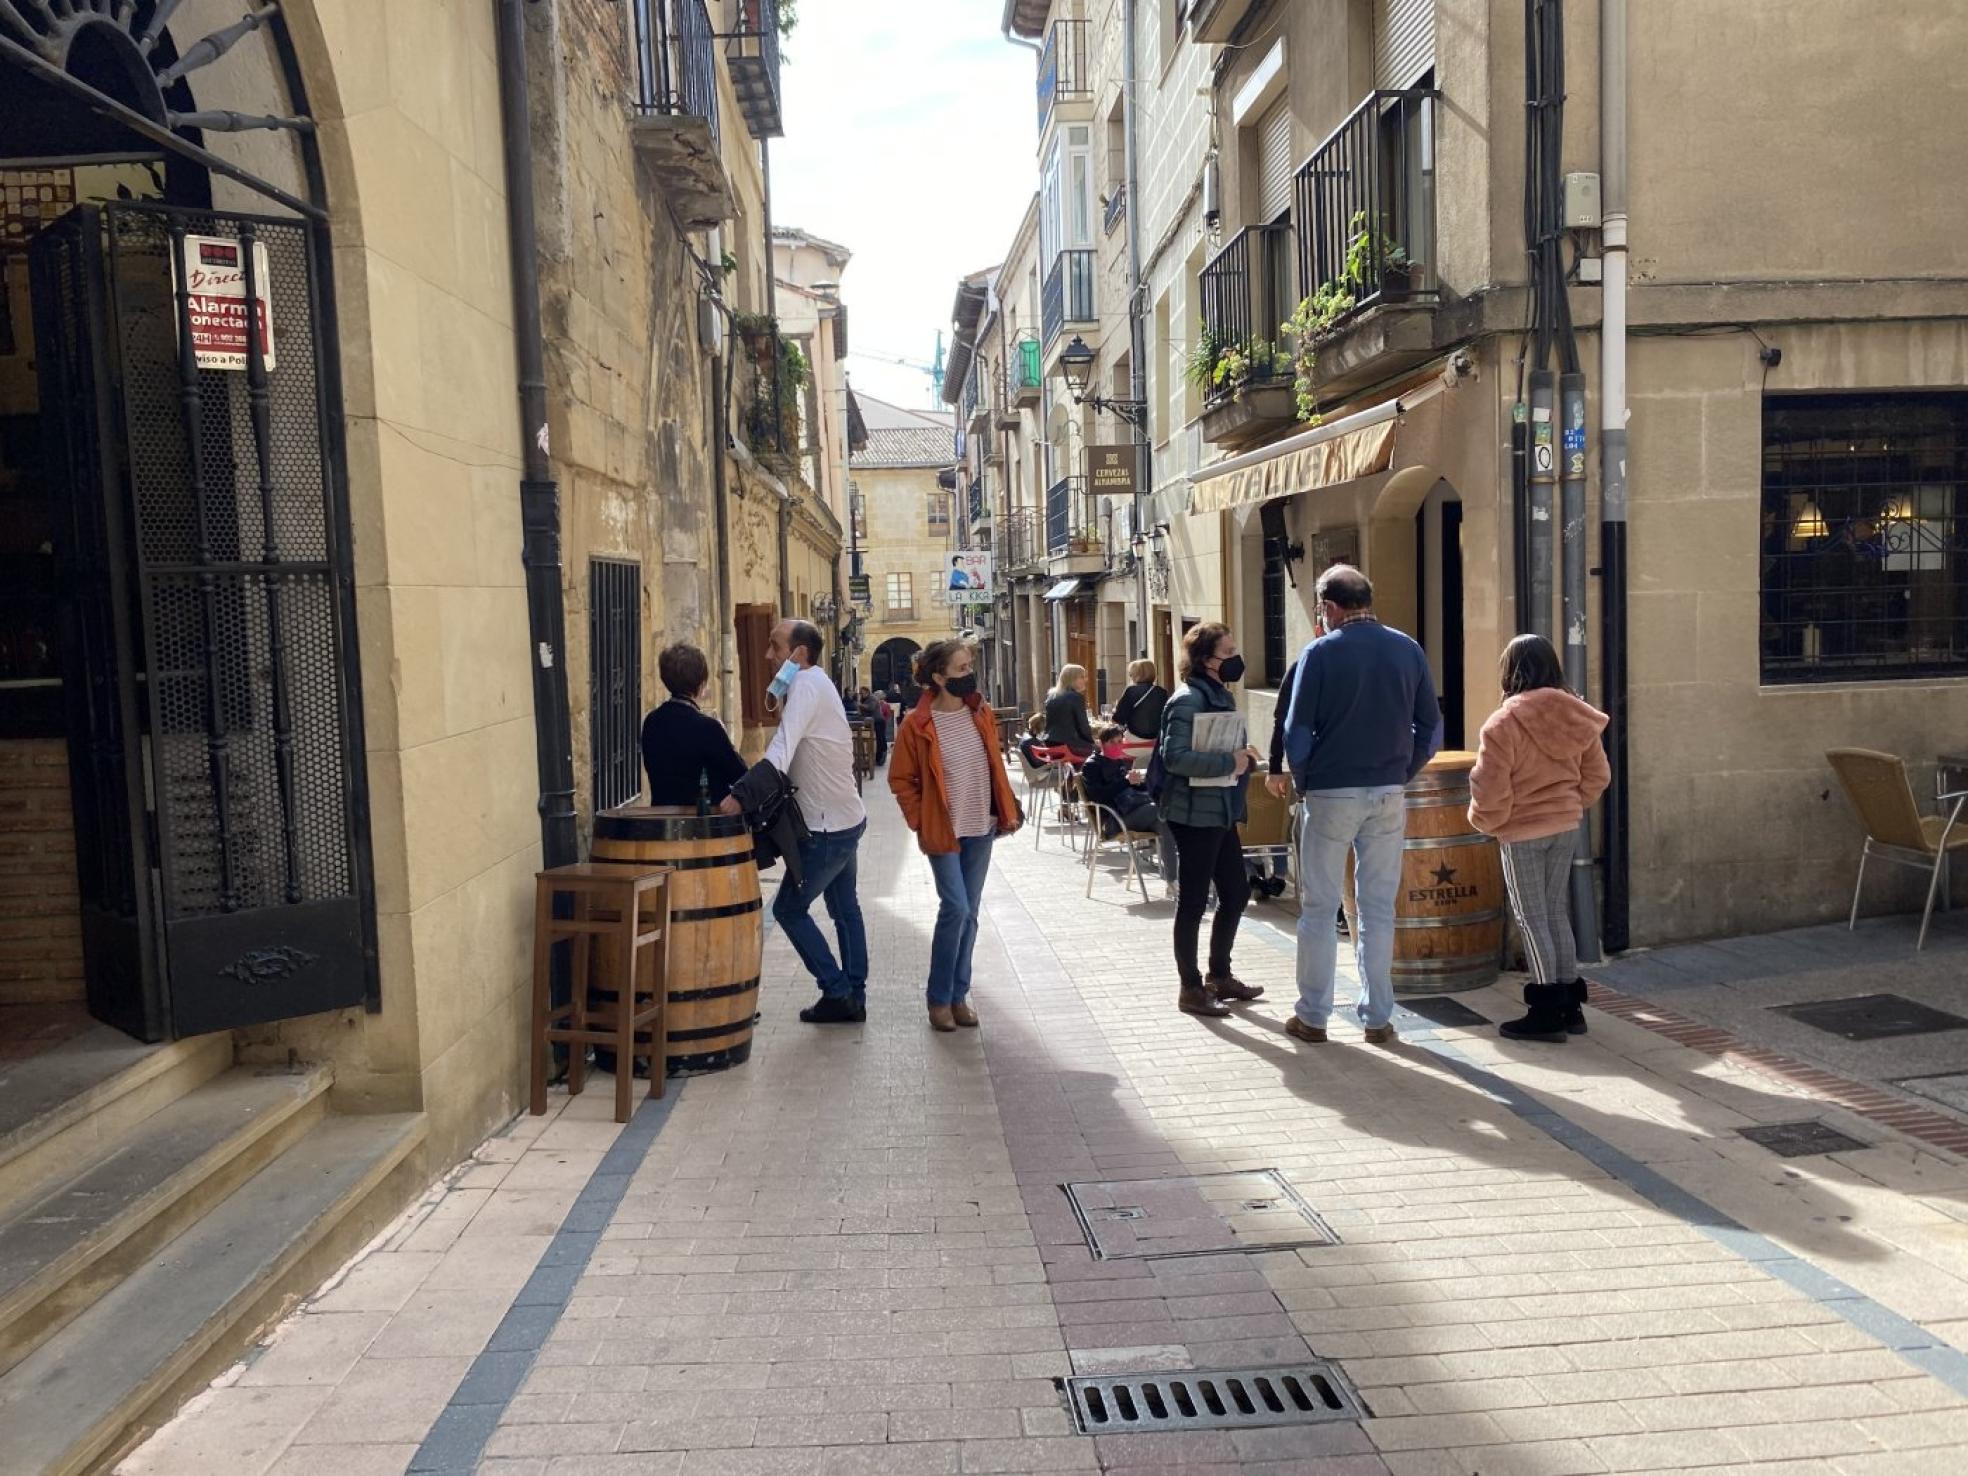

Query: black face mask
<box><xmin>1214</xmin><ymin>655</ymin><xmax>1246</xmax><ymax>685</ymax></box>
<box><xmin>944</xmin><ymin>673</ymin><xmax>979</xmax><ymax>699</ymax></box>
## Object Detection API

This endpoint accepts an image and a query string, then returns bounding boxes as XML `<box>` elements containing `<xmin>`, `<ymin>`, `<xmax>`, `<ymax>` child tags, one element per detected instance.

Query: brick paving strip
<box><xmin>121</xmin><ymin>795</ymin><xmax>1968</xmax><ymax>1475</ymax></box>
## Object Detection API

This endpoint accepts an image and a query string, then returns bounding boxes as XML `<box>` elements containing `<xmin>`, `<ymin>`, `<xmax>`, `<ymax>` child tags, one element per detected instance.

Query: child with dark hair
<box><xmin>1082</xmin><ymin>723</ymin><xmax>1161</xmax><ymax>838</ymax></box>
<box><xmin>1469</xmin><ymin>634</ymin><xmax>1611</xmax><ymax>1043</ymax></box>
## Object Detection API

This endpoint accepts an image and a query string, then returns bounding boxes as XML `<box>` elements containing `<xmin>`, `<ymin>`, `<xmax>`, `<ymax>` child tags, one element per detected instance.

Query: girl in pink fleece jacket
<box><xmin>1469</xmin><ymin>635</ymin><xmax>1610</xmax><ymax>1043</ymax></box>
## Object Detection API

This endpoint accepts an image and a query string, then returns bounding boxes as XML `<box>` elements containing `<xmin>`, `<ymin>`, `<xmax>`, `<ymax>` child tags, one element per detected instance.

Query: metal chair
<box><xmin>1016</xmin><ymin>746</ymin><xmax>1059</xmax><ymax>845</ymax></box>
<box><xmin>1826</xmin><ymin>747</ymin><xmax>1968</xmax><ymax>950</ymax></box>
<box><xmin>1082</xmin><ymin>796</ymin><xmax>1162</xmax><ymax>903</ymax></box>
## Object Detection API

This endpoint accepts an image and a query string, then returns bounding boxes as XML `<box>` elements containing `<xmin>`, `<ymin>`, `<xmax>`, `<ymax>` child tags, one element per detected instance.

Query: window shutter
<box><xmin>736</xmin><ymin>605</ymin><xmax>777</xmax><ymax>728</ymax></box>
<box><xmin>1256</xmin><ymin>100</ymin><xmax>1294</xmax><ymax>225</ymax></box>
<box><xmin>1374</xmin><ymin>0</ymin><xmax>1435</xmax><ymax>89</ymax></box>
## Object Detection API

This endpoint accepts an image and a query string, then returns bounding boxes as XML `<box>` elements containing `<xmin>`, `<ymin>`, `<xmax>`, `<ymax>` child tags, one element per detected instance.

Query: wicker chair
<box><xmin>1826</xmin><ymin>747</ymin><xmax>1968</xmax><ymax>950</ymax></box>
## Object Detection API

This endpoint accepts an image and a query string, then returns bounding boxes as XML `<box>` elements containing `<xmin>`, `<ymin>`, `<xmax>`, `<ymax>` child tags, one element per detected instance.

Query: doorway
<box><xmin>1415</xmin><ymin>487</ymin><xmax>1465</xmax><ymax>750</ymax></box>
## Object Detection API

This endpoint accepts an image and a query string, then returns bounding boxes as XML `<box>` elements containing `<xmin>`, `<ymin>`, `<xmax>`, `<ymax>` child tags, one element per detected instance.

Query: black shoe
<box><xmin>1566</xmin><ymin>979</ymin><xmax>1588</xmax><ymax>1035</ymax></box>
<box><xmin>1500</xmin><ymin>982</ymin><xmax>1571</xmax><ymax>1043</ymax></box>
<box><xmin>800</xmin><ymin>995</ymin><xmax>866</xmax><ymax>1025</ymax></box>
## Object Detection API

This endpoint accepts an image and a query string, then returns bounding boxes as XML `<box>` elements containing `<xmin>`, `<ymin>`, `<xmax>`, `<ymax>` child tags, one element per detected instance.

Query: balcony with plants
<box><xmin>1284</xmin><ymin>87</ymin><xmax>1441</xmax><ymax>417</ymax></box>
<box><xmin>735</xmin><ymin>314</ymin><xmax>808</xmax><ymax>471</ymax></box>
<box><xmin>1045</xmin><ymin>475</ymin><xmax>1104</xmax><ymax>573</ymax></box>
<box><xmin>1193</xmin><ymin>222</ymin><xmax>1297</xmax><ymax>451</ymax></box>
<box><xmin>628</xmin><ymin>0</ymin><xmax>734</xmax><ymax>225</ymax></box>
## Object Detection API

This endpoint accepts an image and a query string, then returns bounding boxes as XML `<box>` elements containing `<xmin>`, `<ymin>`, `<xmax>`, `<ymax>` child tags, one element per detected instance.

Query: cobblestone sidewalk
<box><xmin>123</xmin><ymin>786</ymin><xmax>1968</xmax><ymax>1475</ymax></box>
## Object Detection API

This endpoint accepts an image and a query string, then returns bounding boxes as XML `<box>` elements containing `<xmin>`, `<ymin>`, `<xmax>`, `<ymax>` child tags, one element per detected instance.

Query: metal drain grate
<box><xmin>1737</xmin><ymin>1120</ymin><xmax>1869</xmax><ymax>1158</ymax></box>
<box><xmin>1063</xmin><ymin>1363</ymin><xmax>1364</xmax><ymax>1434</ymax></box>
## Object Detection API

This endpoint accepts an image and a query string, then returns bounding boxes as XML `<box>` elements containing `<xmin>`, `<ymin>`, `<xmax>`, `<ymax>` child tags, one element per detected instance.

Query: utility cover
<box><xmin>1773</xmin><ymin>993</ymin><xmax>1968</xmax><ymax>1043</ymax></box>
<box><xmin>1737</xmin><ymin>1121</ymin><xmax>1870</xmax><ymax>1158</ymax></box>
<box><xmin>1063</xmin><ymin>1170</ymin><xmax>1336</xmax><ymax>1261</ymax></box>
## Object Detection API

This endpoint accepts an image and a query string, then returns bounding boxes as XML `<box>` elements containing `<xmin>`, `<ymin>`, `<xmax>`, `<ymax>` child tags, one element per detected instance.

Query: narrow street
<box><xmin>123</xmin><ymin>786</ymin><xmax>1968</xmax><ymax>1476</ymax></box>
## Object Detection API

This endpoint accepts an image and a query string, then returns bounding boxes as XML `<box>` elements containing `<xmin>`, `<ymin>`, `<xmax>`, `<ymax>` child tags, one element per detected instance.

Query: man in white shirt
<box><xmin>733</xmin><ymin>619</ymin><xmax>870</xmax><ymax>1023</ymax></box>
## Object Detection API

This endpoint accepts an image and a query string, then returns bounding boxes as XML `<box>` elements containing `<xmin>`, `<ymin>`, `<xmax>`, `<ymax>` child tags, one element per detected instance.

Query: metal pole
<box><xmin>1561</xmin><ymin>369</ymin><xmax>1601</xmax><ymax>964</ymax></box>
<box><xmin>495</xmin><ymin>0</ymin><xmax>577</xmax><ymax>870</ymax></box>
<box><xmin>1600</xmin><ymin>0</ymin><xmax>1631</xmax><ymax>951</ymax></box>
<box><xmin>1122</xmin><ymin>0</ymin><xmax>1151</xmax><ymax>653</ymax></box>
<box><xmin>1526</xmin><ymin>370</ymin><xmax>1557</xmax><ymax>642</ymax></box>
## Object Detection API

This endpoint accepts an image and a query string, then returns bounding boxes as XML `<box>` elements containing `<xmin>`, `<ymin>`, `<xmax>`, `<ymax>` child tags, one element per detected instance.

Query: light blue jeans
<box><xmin>1295</xmin><ymin>787</ymin><xmax>1407</xmax><ymax>1030</ymax></box>
<box><xmin>925</xmin><ymin>834</ymin><xmax>994</xmax><ymax>1006</ymax></box>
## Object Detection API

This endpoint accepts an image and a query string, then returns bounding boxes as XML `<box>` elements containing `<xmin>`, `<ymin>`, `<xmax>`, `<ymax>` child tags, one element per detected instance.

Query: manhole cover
<box><xmin>1773</xmin><ymin>993</ymin><xmax>1968</xmax><ymax>1042</ymax></box>
<box><xmin>1894</xmin><ymin>1073</ymin><xmax>1968</xmax><ymax>1116</ymax></box>
<box><xmin>1064</xmin><ymin>1363</ymin><xmax>1363</xmax><ymax>1433</ymax></box>
<box><xmin>1737</xmin><ymin>1121</ymin><xmax>1869</xmax><ymax>1158</ymax></box>
<box><xmin>1396</xmin><ymin>995</ymin><xmax>1491</xmax><ymax>1028</ymax></box>
<box><xmin>1063</xmin><ymin>1170</ymin><xmax>1336</xmax><ymax>1261</ymax></box>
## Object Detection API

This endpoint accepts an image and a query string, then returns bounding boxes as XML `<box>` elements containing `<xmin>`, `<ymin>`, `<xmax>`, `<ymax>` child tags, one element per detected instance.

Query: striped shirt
<box><xmin>931</xmin><ymin>707</ymin><xmax>994</xmax><ymax>839</ymax></box>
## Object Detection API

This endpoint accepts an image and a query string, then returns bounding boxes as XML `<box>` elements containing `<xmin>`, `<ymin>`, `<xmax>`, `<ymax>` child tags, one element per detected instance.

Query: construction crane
<box><xmin>848</xmin><ymin>332</ymin><xmax>945</xmax><ymax>406</ymax></box>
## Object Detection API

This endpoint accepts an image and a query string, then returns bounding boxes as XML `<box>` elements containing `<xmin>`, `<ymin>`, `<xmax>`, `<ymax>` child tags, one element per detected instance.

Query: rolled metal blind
<box><xmin>1256</xmin><ymin>100</ymin><xmax>1294</xmax><ymax>224</ymax></box>
<box><xmin>1375</xmin><ymin>0</ymin><xmax>1435</xmax><ymax>89</ymax></box>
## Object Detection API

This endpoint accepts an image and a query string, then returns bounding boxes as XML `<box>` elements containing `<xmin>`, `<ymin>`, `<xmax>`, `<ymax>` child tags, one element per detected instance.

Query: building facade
<box><xmin>847</xmin><ymin>396</ymin><xmax>959</xmax><ymax>696</ymax></box>
<box><xmin>980</xmin><ymin>0</ymin><xmax>1968</xmax><ymax>945</ymax></box>
<box><xmin>0</xmin><ymin>1</ymin><xmax>818</xmax><ymax>1459</ymax></box>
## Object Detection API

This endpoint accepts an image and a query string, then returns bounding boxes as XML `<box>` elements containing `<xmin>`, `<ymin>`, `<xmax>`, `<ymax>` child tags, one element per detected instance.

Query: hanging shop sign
<box><xmin>174</xmin><ymin>233</ymin><xmax>275</xmax><ymax>370</ymax></box>
<box><xmin>848</xmin><ymin>573</ymin><xmax>872</xmax><ymax>609</ymax></box>
<box><xmin>1088</xmin><ymin>443</ymin><xmax>1138</xmax><ymax>500</ymax></box>
<box><xmin>948</xmin><ymin>549</ymin><xmax>995</xmax><ymax>606</ymax></box>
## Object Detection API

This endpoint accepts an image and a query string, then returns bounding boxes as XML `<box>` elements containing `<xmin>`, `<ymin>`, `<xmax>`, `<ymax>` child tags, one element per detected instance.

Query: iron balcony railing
<box><xmin>1045</xmin><ymin>476</ymin><xmax>1099</xmax><ymax>556</ymax></box>
<box><xmin>724</xmin><ymin>0</ymin><xmax>784</xmax><ymax>138</ymax></box>
<box><xmin>1104</xmin><ymin>181</ymin><xmax>1127</xmax><ymax>236</ymax></box>
<box><xmin>1041</xmin><ymin>249</ymin><xmax>1096</xmax><ymax>347</ymax></box>
<box><xmin>1036</xmin><ymin>17</ymin><xmax>1090</xmax><ymax>131</ymax></box>
<box><xmin>999</xmin><ymin>508</ymin><xmax>1043</xmax><ymax>570</ymax></box>
<box><xmin>632</xmin><ymin>0</ymin><xmax>720</xmax><ymax>144</ymax></box>
<box><xmin>1293</xmin><ymin>88</ymin><xmax>1440</xmax><ymax>321</ymax></box>
<box><xmin>1006</xmin><ymin>335</ymin><xmax>1042</xmax><ymax>403</ymax></box>
<box><xmin>1199</xmin><ymin>222</ymin><xmax>1296</xmax><ymax>402</ymax></box>
<box><xmin>959</xmin><ymin>357</ymin><xmax>985</xmax><ymax>425</ymax></box>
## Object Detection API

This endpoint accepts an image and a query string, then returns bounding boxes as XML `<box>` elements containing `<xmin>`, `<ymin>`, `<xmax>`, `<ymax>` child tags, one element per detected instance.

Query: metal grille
<box><xmin>632</xmin><ymin>0</ymin><xmax>721</xmax><ymax>145</ymax></box>
<box><xmin>1293</xmin><ymin>89</ymin><xmax>1439</xmax><ymax>317</ymax></box>
<box><xmin>1041</xmin><ymin>249</ymin><xmax>1096</xmax><ymax>347</ymax></box>
<box><xmin>1760</xmin><ymin>392</ymin><xmax>1968</xmax><ymax>682</ymax></box>
<box><xmin>1065</xmin><ymin>1363</ymin><xmax>1363</xmax><ymax>1434</ymax></box>
<box><xmin>107</xmin><ymin>206</ymin><xmax>351</xmax><ymax>918</ymax></box>
<box><xmin>589</xmin><ymin>558</ymin><xmax>643</xmax><ymax>812</ymax></box>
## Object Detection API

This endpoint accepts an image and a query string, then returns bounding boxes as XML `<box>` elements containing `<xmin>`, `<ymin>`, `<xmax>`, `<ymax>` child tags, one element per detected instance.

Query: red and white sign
<box><xmin>174</xmin><ymin>233</ymin><xmax>275</xmax><ymax>371</ymax></box>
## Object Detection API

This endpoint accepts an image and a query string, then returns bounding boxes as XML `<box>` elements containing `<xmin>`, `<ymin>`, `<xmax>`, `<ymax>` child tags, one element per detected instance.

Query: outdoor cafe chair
<box><xmin>1826</xmin><ymin>747</ymin><xmax>1968</xmax><ymax>951</ymax></box>
<box><xmin>1082</xmin><ymin>796</ymin><xmax>1161</xmax><ymax>904</ymax></box>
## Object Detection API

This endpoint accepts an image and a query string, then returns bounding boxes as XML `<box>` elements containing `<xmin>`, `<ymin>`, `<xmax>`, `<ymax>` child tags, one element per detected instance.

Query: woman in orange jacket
<box><xmin>1468</xmin><ymin>634</ymin><xmax>1610</xmax><ymax>1043</ymax></box>
<box><xmin>889</xmin><ymin>640</ymin><xmax>1022</xmax><ymax>1032</ymax></box>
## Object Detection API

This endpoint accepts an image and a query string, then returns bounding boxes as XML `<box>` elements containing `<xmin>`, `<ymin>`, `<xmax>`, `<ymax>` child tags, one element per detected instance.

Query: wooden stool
<box><xmin>530</xmin><ymin>863</ymin><xmax>671</xmax><ymax>1123</ymax></box>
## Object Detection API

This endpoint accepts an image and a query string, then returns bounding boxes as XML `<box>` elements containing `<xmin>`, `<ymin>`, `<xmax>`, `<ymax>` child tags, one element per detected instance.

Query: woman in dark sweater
<box><xmin>641</xmin><ymin>642</ymin><xmax>747</xmax><ymax>808</ymax></box>
<box><xmin>1042</xmin><ymin>663</ymin><xmax>1095</xmax><ymax>757</ymax></box>
<box><xmin>1110</xmin><ymin>659</ymin><xmax>1168</xmax><ymax>743</ymax></box>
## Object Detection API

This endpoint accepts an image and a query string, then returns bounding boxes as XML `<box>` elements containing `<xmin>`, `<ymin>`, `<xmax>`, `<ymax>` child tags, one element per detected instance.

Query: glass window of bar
<box><xmin>1760</xmin><ymin>391</ymin><xmax>1968</xmax><ymax>683</ymax></box>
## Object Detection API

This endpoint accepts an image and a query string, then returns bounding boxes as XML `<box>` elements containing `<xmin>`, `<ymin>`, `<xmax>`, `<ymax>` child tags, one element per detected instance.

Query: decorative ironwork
<box><xmin>1148</xmin><ymin>548</ymin><xmax>1172</xmax><ymax>601</ymax></box>
<box><xmin>1042</xmin><ymin>249</ymin><xmax>1095</xmax><ymax>347</ymax></box>
<box><xmin>1045</xmin><ymin>475</ymin><xmax>1097</xmax><ymax>556</ymax></box>
<box><xmin>589</xmin><ymin>557</ymin><xmax>643</xmax><ymax>812</ymax></box>
<box><xmin>1</xmin><ymin>1</ymin><xmax>312</xmax><ymax>136</ymax></box>
<box><xmin>633</xmin><ymin>0</ymin><xmax>720</xmax><ymax>144</ymax></box>
<box><xmin>1199</xmin><ymin>224</ymin><xmax>1295</xmax><ymax>404</ymax></box>
<box><xmin>1760</xmin><ymin>392</ymin><xmax>1968</xmax><ymax>683</ymax></box>
<box><xmin>217</xmin><ymin>943</ymin><xmax>318</xmax><ymax>986</ymax></box>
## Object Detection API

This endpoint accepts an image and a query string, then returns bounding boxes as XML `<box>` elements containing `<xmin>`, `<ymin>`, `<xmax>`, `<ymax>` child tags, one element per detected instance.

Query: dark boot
<box><xmin>1178</xmin><ymin>984</ymin><xmax>1230</xmax><ymax>1018</ymax></box>
<box><xmin>1500</xmin><ymin>982</ymin><xmax>1571</xmax><ymax>1043</ymax></box>
<box><xmin>1206</xmin><ymin>973</ymin><xmax>1265</xmax><ymax>1003</ymax></box>
<box><xmin>801</xmin><ymin>994</ymin><xmax>866</xmax><ymax>1025</ymax></box>
<box><xmin>1566</xmin><ymin>979</ymin><xmax>1589</xmax><ymax>1035</ymax></box>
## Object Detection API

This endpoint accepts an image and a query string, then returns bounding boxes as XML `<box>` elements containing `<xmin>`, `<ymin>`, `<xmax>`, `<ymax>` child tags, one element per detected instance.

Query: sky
<box><xmin>771</xmin><ymin>0</ymin><xmax>1039</xmax><ymax>413</ymax></box>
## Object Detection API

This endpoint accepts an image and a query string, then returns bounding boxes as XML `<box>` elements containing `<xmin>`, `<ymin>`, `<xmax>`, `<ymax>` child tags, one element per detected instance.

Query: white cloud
<box><xmin>772</xmin><ymin>1</ymin><xmax>1038</xmax><ymax>411</ymax></box>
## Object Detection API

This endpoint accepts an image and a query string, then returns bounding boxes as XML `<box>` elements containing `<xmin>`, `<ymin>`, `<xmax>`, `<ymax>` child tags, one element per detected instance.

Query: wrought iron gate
<box><xmin>31</xmin><ymin>202</ymin><xmax>370</xmax><ymax>1039</ymax></box>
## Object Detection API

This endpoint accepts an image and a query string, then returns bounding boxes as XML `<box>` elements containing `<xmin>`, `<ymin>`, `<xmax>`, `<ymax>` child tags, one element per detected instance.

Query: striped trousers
<box><xmin>1499</xmin><ymin>829</ymin><xmax>1578</xmax><ymax>986</ymax></box>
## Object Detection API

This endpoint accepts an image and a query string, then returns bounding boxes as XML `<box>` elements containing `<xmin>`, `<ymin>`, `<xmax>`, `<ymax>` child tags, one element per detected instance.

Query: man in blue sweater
<box><xmin>1282</xmin><ymin>565</ymin><xmax>1440</xmax><ymax>1046</ymax></box>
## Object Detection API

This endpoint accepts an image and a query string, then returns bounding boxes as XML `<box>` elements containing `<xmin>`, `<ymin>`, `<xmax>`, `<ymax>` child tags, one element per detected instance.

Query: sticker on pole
<box><xmin>1533</xmin><ymin>443</ymin><xmax>1554</xmax><ymax>473</ymax></box>
<box><xmin>174</xmin><ymin>233</ymin><xmax>275</xmax><ymax>371</ymax></box>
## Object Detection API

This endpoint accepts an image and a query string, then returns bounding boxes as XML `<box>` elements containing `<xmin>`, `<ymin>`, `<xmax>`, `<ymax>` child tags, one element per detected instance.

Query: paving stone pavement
<box><xmin>123</xmin><ymin>780</ymin><xmax>1968</xmax><ymax>1474</ymax></box>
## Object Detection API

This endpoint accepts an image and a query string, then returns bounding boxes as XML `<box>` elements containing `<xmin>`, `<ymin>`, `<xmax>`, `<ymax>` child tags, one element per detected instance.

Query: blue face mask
<box><xmin>765</xmin><ymin>658</ymin><xmax>800</xmax><ymax>710</ymax></box>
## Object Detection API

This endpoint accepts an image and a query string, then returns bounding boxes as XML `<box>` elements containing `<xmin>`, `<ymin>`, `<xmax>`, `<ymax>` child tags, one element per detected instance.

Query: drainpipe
<box><xmin>1123</xmin><ymin>0</ymin><xmax>1152</xmax><ymax>657</ymax></box>
<box><xmin>495</xmin><ymin>0</ymin><xmax>576</xmax><ymax>869</ymax></box>
<box><xmin>711</xmin><ymin>330</ymin><xmax>737</xmax><ymax>730</ymax></box>
<box><xmin>1600</xmin><ymin>0</ymin><xmax>1631</xmax><ymax>951</ymax></box>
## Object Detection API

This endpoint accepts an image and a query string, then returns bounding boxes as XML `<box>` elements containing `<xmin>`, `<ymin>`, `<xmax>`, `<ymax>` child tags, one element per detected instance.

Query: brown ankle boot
<box><xmin>1178</xmin><ymin>985</ymin><xmax>1230</xmax><ymax>1018</ymax></box>
<box><xmin>951</xmin><ymin>1000</ymin><xmax>979</xmax><ymax>1027</ymax></box>
<box><xmin>1206</xmin><ymin>973</ymin><xmax>1265</xmax><ymax>1003</ymax></box>
<box><xmin>928</xmin><ymin>1005</ymin><xmax>957</xmax><ymax>1032</ymax></box>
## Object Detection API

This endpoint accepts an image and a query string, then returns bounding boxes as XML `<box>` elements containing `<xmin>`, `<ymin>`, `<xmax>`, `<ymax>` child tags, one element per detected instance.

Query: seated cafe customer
<box><xmin>641</xmin><ymin>641</ymin><xmax>746</xmax><ymax>809</ymax></box>
<box><xmin>1081</xmin><ymin>723</ymin><xmax>1160</xmax><ymax>837</ymax></box>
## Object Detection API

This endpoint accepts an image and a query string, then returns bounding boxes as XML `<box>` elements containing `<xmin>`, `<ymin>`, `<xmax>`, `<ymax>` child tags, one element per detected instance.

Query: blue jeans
<box><xmin>1295</xmin><ymin>787</ymin><xmax>1406</xmax><ymax>1030</ymax></box>
<box><xmin>925</xmin><ymin>834</ymin><xmax>994</xmax><ymax>1006</ymax></box>
<box><xmin>773</xmin><ymin>821</ymin><xmax>869</xmax><ymax>1003</ymax></box>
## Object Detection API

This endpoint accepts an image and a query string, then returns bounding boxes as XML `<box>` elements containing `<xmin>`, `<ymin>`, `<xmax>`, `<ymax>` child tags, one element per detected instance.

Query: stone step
<box><xmin>0</xmin><ymin>1062</ymin><xmax>335</xmax><ymax>1379</ymax></box>
<box><xmin>0</xmin><ymin>1110</ymin><xmax>428</xmax><ymax>1476</ymax></box>
<box><xmin>0</xmin><ymin>1029</ymin><xmax>233</xmax><ymax>1212</ymax></box>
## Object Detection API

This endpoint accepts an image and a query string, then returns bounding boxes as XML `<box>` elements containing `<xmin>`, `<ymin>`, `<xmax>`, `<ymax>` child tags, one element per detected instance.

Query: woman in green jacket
<box><xmin>1159</xmin><ymin>623</ymin><xmax>1265</xmax><ymax>1018</ymax></box>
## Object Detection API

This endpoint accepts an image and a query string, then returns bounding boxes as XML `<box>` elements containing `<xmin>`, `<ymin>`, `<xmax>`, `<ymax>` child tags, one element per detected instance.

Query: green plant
<box><xmin>1280</xmin><ymin>280</ymin><xmax>1358</xmax><ymax>423</ymax></box>
<box><xmin>1209</xmin><ymin>338</ymin><xmax>1288</xmax><ymax>401</ymax></box>
<box><xmin>776</xmin><ymin>0</ymin><xmax>798</xmax><ymax>37</ymax></box>
<box><xmin>719</xmin><ymin>249</ymin><xmax>739</xmax><ymax>277</ymax></box>
<box><xmin>1183</xmin><ymin>319</ymin><xmax>1222</xmax><ymax>390</ymax></box>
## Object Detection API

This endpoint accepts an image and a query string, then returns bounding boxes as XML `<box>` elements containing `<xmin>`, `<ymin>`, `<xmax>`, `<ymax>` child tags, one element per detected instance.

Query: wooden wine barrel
<box><xmin>1344</xmin><ymin>751</ymin><xmax>1505</xmax><ymax>994</ymax></box>
<box><xmin>591</xmin><ymin>806</ymin><xmax>762</xmax><ymax>1074</ymax></box>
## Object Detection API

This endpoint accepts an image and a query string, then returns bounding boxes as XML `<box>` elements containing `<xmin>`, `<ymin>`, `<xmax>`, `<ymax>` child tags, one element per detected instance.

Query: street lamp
<box><xmin>1057</xmin><ymin>335</ymin><xmax>1148</xmax><ymax>430</ymax></box>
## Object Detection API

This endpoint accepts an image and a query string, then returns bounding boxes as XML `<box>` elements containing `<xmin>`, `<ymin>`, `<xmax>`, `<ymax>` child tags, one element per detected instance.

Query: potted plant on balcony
<box><xmin>1281</xmin><ymin>279</ymin><xmax>1358</xmax><ymax>425</ymax></box>
<box><xmin>1341</xmin><ymin>211</ymin><xmax>1414</xmax><ymax>303</ymax></box>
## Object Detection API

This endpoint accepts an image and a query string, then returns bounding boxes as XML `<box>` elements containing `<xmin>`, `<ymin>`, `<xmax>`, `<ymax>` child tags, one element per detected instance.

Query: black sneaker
<box><xmin>800</xmin><ymin>995</ymin><xmax>866</xmax><ymax>1025</ymax></box>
